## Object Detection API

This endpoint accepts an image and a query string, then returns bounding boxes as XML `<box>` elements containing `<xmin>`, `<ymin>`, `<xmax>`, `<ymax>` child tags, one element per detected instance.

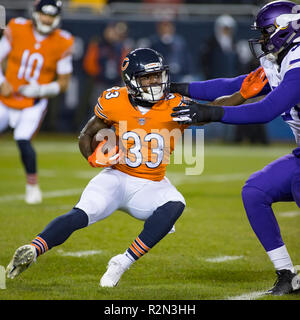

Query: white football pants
<box><xmin>75</xmin><ymin>167</ymin><xmax>186</xmax><ymax>225</ymax></box>
<box><xmin>0</xmin><ymin>99</ymin><xmax>48</xmax><ymax>140</ymax></box>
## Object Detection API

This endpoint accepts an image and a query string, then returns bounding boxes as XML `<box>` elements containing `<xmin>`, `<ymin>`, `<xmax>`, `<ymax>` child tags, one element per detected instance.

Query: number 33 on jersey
<box><xmin>0</xmin><ymin>17</ymin><xmax>74</xmax><ymax>109</ymax></box>
<box><xmin>95</xmin><ymin>87</ymin><xmax>188</xmax><ymax>181</ymax></box>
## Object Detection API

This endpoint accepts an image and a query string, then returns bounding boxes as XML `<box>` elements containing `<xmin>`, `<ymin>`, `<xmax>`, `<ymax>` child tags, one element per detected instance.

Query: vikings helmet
<box><xmin>121</xmin><ymin>48</ymin><xmax>170</xmax><ymax>103</ymax></box>
<box><xmin>249</xmin><ymin>0</ymin><xmax>300</xmax><ymax>59</ymax></box>
<box><xmin>32</xmin><ymin>0</ymin><xmax>62</xmax><ymax>35</ymax></box>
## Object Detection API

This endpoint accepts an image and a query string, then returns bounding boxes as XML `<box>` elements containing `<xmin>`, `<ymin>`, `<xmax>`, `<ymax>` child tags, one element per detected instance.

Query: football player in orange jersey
<box><xmin>6</xmin><ymin>48</ymin><xmax>265</xmax><ymax>287</ymax></box>
<box><xmin>0</xmin><ymin>0</ymin><xmax>73</xmax><ymax>204</ymax></box>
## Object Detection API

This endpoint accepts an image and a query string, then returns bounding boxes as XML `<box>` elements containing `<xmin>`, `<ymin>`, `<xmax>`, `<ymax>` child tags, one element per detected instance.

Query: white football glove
<box><xmin>19</xmin><ymin>81</ymin><xmax>60</xmax><ymax>98</ymax></box>
<box><xmin>19</xmin><ymin>81</ymin><xmax>41</xmax><ymax>98</ymax></box>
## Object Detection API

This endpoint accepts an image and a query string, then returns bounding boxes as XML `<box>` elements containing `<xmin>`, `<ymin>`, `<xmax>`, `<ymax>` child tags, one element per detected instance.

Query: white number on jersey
<box><xmin>122</xmin><ymin>131</ymin><xmax>164</xmax><ymax>168</ymax></box>
<box><xmin>17</xmin><ymin>49</ymin><xmax>44</xmax><ymax>81</ymax></box>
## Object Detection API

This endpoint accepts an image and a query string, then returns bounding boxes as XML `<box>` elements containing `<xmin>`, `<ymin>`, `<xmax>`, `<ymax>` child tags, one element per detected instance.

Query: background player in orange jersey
<box><xmin>0</xmin><ymin>0</ymin><xmax>73</xmax><ymax>204</ymax></box>
<box><xmin>6</xmin><ymin>48</ymin><xmax>266</xmax><ymax>287</ymax></box>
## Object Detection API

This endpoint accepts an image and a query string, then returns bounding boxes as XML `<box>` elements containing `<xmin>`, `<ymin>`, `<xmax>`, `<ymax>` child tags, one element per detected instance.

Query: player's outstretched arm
<box><xmin>210</xmin><ymin>67</ymin><xmax>268</xmax><ymax>107</ymax></box>
<box><xmin>171</xmin><ymin>68</ymin><xmax>300</xmax><ymax>125</ymax></box>
<box><xmin>170</xmin><ymin>74</ymin><xmax>247</xmax><ymax>101</ymax></box>
<box><xmin>170</xmin><ymin>68</ymin><xmax>270</xmax><ymax>102</ymax></box>
<box><xmin>78</xmin><ymin>116</ymin><xmax>109</xmax><ymax>160</ymax></box>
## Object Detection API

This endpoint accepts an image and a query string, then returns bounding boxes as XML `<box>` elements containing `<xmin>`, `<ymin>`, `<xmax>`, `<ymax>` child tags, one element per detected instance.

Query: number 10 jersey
<box><xmin>0</xmin><ymin>18</ymin><xmax>74</xmax><ymax>109</ymax></box>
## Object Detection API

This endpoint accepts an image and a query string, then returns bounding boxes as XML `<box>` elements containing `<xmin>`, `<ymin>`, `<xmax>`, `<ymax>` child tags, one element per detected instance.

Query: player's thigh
<box><xmin>244</xmin><ymin>153</ymin><xmax>297</xmax><ymax>202</ymax></box>
<box><xmin>12</xmin><ymin>99</ymin><xmax>47</xmax><ymax>140</ymax></box>
<box><xmin>75</xmin><ymin>168</ymin><xmax>125</xmax><ymax>225</ymax></box>
<box><xmin>0</xmin><ymin>101</ymin><xmax>9</xmax><ymax>132</ymax></box>
<box><xmin>125</xmin><ymin>177</ymin><xmax>185</xmax><ymax>220</ymax></box>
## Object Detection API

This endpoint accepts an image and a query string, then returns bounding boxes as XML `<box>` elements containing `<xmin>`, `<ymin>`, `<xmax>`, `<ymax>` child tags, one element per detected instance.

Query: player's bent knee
<box><xmin>141</xmin><ymin>201</ymin><xmax>185</xmax><ymax>248</ymax></box>
<box><xmin>241</xmin><ymin>185</ymin><xmax>273</xmax><ymax>214</ymax></box>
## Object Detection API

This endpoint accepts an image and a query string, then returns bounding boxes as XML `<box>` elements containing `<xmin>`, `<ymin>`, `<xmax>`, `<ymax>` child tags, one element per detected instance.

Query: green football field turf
<box><xmin>0</xmin><ymin>133</ymin><xmax>299</xmax><ymax>301</ymax></box>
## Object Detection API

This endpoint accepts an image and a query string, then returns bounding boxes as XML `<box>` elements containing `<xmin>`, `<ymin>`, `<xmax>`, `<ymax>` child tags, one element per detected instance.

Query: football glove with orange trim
<box><xmin>88</xmin><ymin>139</ymin><xmax>123</xmax><ymax>168</ymax></box>
<box><xmin>240</xmin><ymin>67</ymin><xmax>268</xmax><ymax>100</ymax></box>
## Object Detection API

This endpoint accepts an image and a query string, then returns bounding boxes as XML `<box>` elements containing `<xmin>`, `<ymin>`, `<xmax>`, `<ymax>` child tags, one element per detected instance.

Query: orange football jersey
<box><xmin>0</xmin><ymin>18</ymin><xmax>74</xmax><ymax>109</ymax></box>
<box><xmin>94</xmin><ymin>86</ymin><xmax>188</xmax><ymax>181</ymax></box>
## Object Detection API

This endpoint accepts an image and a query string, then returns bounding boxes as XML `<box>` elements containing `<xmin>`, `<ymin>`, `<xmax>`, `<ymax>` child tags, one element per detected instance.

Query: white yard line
<box><xmin>0</xmin><ymin>188</ymin><xmax>82</xmax><ymax>202</ymax></box>
<box><xmin>205</xmin><ymin>255</ymin><xmax>244</xmax><ymax>263</ymax></box>
<box><xmin>203</xmin><ymin>255</ymin><xmax>265</xmax><ymax>300</ymax></box>
<box><xmin>227</xmin><ymin>291</ymin><xmax>266</xmax><ymax>300</ymax></box>
<box><xmin>57</xmin><ymin>249</ymin><xmax>104</xmax><ymax>257</ymax></box>
<box><xmin>279</xmin><ymin>211</ymin><xmax>300</xmax><ymax>218</ymax></box>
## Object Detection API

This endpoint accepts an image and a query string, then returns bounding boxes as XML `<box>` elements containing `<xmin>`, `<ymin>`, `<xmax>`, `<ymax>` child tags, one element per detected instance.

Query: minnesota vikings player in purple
<box><xmin>171</xmin><ymin>0</ymin><xmax>300</xmax><ymax>296</ymax></box>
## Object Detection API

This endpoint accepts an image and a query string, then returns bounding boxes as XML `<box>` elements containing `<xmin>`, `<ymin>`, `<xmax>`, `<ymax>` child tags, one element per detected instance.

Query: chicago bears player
<box><xmin>0</xmin><ymin>0</ymin><xmax>74</xmax><ymax>204</ymax></box>
<box><xmin>171</xmin><ymin>0</ymin><xmax>300</xmax><ymax>295</ymax></box>
<box><xmin>5</xmin><ymin>48</ymin><xmax>263</xmax><ymax>287</ymax></box>
<box><xmin>6</xmin><ymin>48</ymin><xmax>187</xmax><ymax>287</ymax></box>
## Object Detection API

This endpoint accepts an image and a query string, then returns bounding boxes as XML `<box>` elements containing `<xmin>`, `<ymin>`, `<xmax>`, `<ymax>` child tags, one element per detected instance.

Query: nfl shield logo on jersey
<box><xmin>139</xmin><ymin>118</ymin><xmax>145</xmax><ymax>125</ymax></box>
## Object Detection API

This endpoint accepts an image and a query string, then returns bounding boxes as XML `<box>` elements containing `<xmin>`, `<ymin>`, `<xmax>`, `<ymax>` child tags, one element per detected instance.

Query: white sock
<box><xmin>267</xmin><ymin>245</ymin><xmax>294</xmax><ymax>272</ymax></box>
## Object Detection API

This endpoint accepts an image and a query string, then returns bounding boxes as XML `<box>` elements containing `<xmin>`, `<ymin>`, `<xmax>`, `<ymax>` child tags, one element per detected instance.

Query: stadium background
<box><xmin>1</xmin><ymin>0</ymin><xmax>300</xmax><ymax>302</ymax></box>
<box><xmin>1</xmin><ymin>0</ymin><xmax>297</xmax><ymax>143</ymax></box>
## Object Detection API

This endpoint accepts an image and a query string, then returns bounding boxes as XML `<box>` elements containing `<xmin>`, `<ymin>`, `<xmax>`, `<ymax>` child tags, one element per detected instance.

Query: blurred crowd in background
<box><xmin>1</xmin><ymin>0</ymin><xmax>297</xmax><ymax>143</ymax></box>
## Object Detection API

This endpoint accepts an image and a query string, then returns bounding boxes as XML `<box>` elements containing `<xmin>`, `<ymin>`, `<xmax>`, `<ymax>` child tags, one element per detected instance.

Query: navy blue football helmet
<box><xmin>121</xmin><ymin>48</ymin><xmax>170</xmax><ymax>103</ymax></box>
<box><xmin>33</xmin><ymin>0</ymin><xmax>62</xmax><ymax>35</ymax></box>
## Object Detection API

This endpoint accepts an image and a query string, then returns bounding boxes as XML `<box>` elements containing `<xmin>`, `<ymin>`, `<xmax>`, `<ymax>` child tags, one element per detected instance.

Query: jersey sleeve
<box><xmin>94</xmin><ymin>87</ymin><xmax>125</xmax><ymax>122</ymax></box>
<box><xmin>94</xmin><ymin>88</ymin><xmax>117</xmax><ymax>122</ymax></box>
<box><xmin>94</xmin><ymin>97</ymin><xmax>110</xmax><ymax>121</ymax></box>
<box><xmin>4</xmin><ymin>17</ymin><xmax>28</xmax><ymax>45</ymax></box>
<box><xmin>56</xmin><ymin>30</ymin><xmax>74</xmax><ymax>60</ymax></box>
<box><xmin>54</xmin><ymin>31</ymin><xmax>74</xmax><ymax>75</ymax></box>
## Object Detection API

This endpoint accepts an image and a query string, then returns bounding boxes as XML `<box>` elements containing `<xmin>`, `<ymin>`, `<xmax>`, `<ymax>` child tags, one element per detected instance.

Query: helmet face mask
<box><xmin>248</xmin><ymin>1</ymin><xmax>300</xmax><ymax>59</ymax></box>
<box><xmin>122</xmin><ymin>48</ymin><xmax>170</xmax><ymax>104</ymax></box>
<box><xmin>133</xmin><ymin>69</ymin><xmax>169</xmax><ymax>103</ymax></box>
<box><xmin>249</xmin><ymin>25</ymin><xmax>276</xmax><ymax>59</ymax></box>
<box><xmin>32</xmin><ymin>0</ymin><xmax>62</xmax><ymax>35</ymax></box>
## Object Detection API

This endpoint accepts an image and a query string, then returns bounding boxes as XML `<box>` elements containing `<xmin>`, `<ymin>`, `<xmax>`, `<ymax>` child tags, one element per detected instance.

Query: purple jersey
<box><xmin>260</xmin><ymin>47</ymin><xmax>300</xmax><ymax>145</ymax></box>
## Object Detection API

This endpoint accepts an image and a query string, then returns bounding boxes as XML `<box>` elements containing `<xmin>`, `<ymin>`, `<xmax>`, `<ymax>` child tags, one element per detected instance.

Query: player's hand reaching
<box><xmin>171</xmin><ymin>99</ymin><xmax>224</xmax><ymax>124</ymax></box>
<box><xmin>240</xmin><ymin>67</ymin><xmax>268</xmax><ymax>100</ymax></box>
<box><xmin>0</xmin><ymin>80</ymin><xmax>13</xmax><ymax>97</ymax></box>
<box><xmin>88</xmin><ymin>139</ymin><xmax>123</xmax><ymax>168</ymax></box>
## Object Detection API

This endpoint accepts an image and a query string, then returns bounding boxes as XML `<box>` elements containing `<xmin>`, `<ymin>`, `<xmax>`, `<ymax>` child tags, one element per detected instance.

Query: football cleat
<box><xmin>6</xmin><ymin>245</ymin><xmax>37</xmax><ymax>279</ymax></box>
<box><xmin>25</xmin><ymin>184</ymin><xmax>42</xmax><ymax>204</ymax></box>
<box><xmin>100</xmin><ymin>254</ymin><xmax>129</xmax><ymax>287</ymax></box>
<box><xmin>267</xmin><ymin>269</ymin><xmax>300</xmax><ymax>296</ymax></box>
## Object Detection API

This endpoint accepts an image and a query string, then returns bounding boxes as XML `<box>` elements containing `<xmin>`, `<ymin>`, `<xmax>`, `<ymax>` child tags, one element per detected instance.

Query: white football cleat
<box><xmin>100</xmin><ymin>254</ymin><xmax>129</xmax><ymax>287</ymax></box>
<box><xmin>6</xmin><ymin>245</ymin><xmax>36</xmax><ymax>279</ymax></box>
<box><xmin>25</xmin><ymin>184</ymin><xmax>42</xmax><ymax>204</ymax></box>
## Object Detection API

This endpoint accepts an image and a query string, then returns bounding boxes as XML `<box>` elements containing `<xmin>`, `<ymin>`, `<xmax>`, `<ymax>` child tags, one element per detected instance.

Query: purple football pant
<box><xmin>241</xmin><ymin>148</ymin><xmax>300</xmax><ymax>252</ymax></box>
